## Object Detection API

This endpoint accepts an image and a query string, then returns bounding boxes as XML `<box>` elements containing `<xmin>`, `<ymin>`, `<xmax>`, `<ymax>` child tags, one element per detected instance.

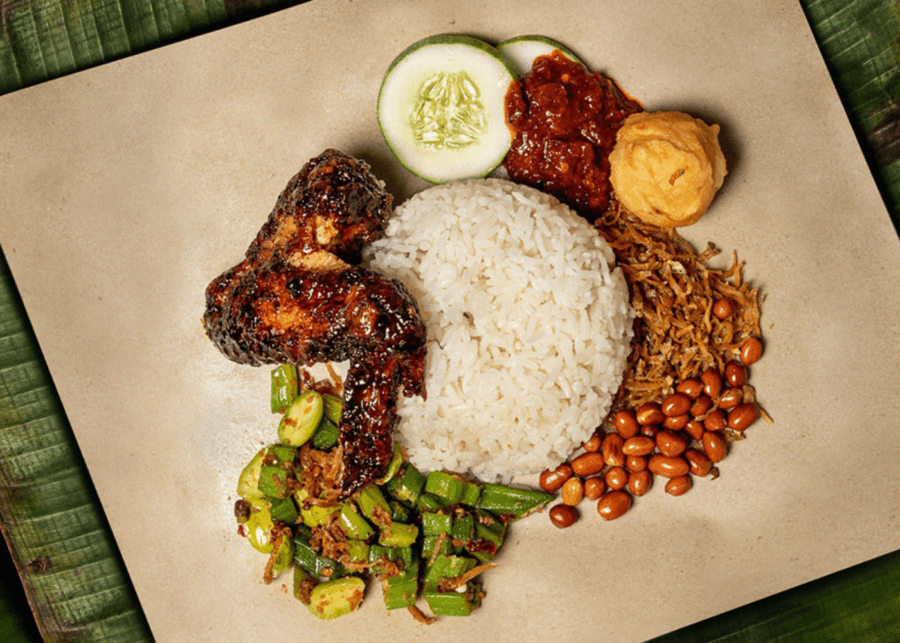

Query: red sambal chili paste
<box><xmin>503</xmin><ymin>51</ymin><xmax>643</xmax><ymax>221</ymax></box>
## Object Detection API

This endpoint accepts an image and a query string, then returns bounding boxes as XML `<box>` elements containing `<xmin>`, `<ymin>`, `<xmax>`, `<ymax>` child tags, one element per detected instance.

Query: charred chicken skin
<box><xmin>203</xmin><ymin>149</ymin><xmax>427</xmax><ymax>497</ymax></box>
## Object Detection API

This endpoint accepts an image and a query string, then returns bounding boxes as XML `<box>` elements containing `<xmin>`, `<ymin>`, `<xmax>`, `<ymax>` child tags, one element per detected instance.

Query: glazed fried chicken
<box><xmin>203</xmin><ymin>149</ymin><xmax>426</xmax><ymax>496</ymax></box>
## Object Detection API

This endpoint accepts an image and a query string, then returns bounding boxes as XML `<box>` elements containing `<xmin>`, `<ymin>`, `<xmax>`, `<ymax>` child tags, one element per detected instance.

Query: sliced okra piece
<box><xmin>322</xmin><ymin>393</ymin><xmax>343</xmax><ymax>424</ymax></box>
<box><xmin>356</xmin><ymin>485</ymin><xmax>392</xmax><ymax>525</ymax></box>
<box><xmin>376</xmin><ymin>443</ymin><xmax>404</xmax><ymax>485</ymax></box>
<box><xmin>461</xmin><ymin>480</ymin><xmax>482</xmax><ymax>506</ymax></box>
<box><xmin>422</xmin><ymin>534</ymin><xmax>452</xmax><ymax>560</ymax></box>
<box><xmin>389</xmin><ymin>499</ymin><xmax>411</xmax><ymax>523</ymax></box>
<box><xmin>416</xmin><ymin>492</ymin><xmax>449</xmax><ymax>512</ymax></box>
<box><xmin>269</xmin><ymin>495</ymin><xmax>298</xmax><ymax>524</ymax></box>
<box><xmin>378</xmin><ymin>521</ymin><xmax>419</xmax><ymax>548</ymax></box>
<box><xmin>266</xmin><ymin>444</ymin><xmax>298</xmax><ymax>465</ymax></box>
<box><xmin>468</xmin><ymin>509</ymin><xmax>507</xmax><ymax>562</ymax></box>
<box><xmin>258</xmin><ymin>465</ymin><xmax>290</xmax><ymax>499</ymax></box>
<box><xmin>339</xmin><ymin>503</ymin><xmax>375</xmax><ymax>541</ymax></box>
<box><xmin>311</xmin><ymin>418</ymin><xmax>340</xmax><ymax>450</ymax></box>
<box><xmin>385</xmin><ymin>462</ymin><xmax>426</xmax><ymax>505</ymax></box>
<box><xmin>423</xmin><ymin>553</ymin><xmax>476</xmax><ymax>590</ymax></box>
<box><xmin>298</xmin><ymin>497</ymin><xmax>341</xmax><ymax>529</ymax></box>
<box><xmin>344</xmin><ymin>539</ymin><xmax>370</xmax><ymax>563</ymax></box>
<box><xmin>476</xmin><ymin>482</ymin><xmax>553</xmax><ymax>518</ymax></box>
<box><xmin>292</xmin><ymin>537</ymin><xmax>319</xmax><ymax>573</ymax></box>
<box><xmin>292</xmin><ymin>538</ymin><xmax>346</xmax><ymax>579</ymax></box>
<box><xmin>421</xmin><ymin>511</ymin><xmax>453</xmax><ymax>537</ymax></box>
<box><xmin>368</xmin><ymin>544</ymin><xmax>416</xmax><ymax>574</ymax></box>
<box><xmin>424</xmin><ymin>470</ymin><xmax>468</xmax><ymax>503</ymax></box>
<box><xmin>422</xmin><ymin>580</ymin><xmax>483</xmax><ymax>616</ymax></box>
<box><xmin>270</xmin><ymin>364</ymin><xmax>299</xmax><ymax>414</ymax></box>
<box><xmin>238</xmin><ymin>444</ymin><xmax>296</xmax><ymax>501</ymax></box>
<box><xmin>382</xmin><ymin>559</ymin><xmax>419</xmax><ymax>610</ymax></box>
<box><xmin>452</xmin><ymin>513</ymin><xmax>475</xmax><ymax>544</ymax></box>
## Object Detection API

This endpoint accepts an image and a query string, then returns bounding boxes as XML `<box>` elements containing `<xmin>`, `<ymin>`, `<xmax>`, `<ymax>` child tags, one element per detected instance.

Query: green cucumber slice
<box><xmin>378</xmin><ymin>34</ymin><xmax>517</xmax><ymax>183</ymax></box>
<box><xmin>497</xmin><ymin>35</ymin><xmax>583</xmax><ymax>76</ymax></box>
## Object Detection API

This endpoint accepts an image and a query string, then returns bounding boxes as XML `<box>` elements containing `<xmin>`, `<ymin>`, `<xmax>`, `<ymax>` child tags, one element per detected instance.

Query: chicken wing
<box><xmin>203</xmin><ymin>149</ymin><xmax>426</xmax><ymax>496</ymax></box>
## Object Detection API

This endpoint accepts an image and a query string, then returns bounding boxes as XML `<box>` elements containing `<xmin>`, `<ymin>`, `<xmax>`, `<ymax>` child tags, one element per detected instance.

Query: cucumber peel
<box><xmin>378</xmin><ymin>34</ymin><xmax>517</xmax><ymax>183</ymax></box>
<box><xmin>497</xmin><ymin>35</ymin><xmax>583</xmax><ymax>76</ymax></box>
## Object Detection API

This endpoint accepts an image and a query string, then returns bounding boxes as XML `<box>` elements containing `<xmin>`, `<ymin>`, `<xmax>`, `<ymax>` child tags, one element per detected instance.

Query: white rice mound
<box><xmin>365</xmin><ymin>178</ymin><xmax>634</xmax><ymax>480</ymax></box>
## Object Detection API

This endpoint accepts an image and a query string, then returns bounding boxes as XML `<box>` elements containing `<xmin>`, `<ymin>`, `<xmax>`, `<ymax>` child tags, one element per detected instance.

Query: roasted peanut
<box><xmin>661</xmin><ymin>393</ymin><xmax>691</xmax><ymax>417</ymax></box>
<box><xmin>560</xmin><ymin>477</ymin><xmax>584</xmax><ymax>506</ymax></box>
<box><xmin>648</xmin><ymin>454</ymin><xmax>690</xmax><ymax>478</ymax></box>
<box><xmin>725</xmin><ymin>361</ymin><xmax>747</xmax><ymax>387</ymax></box>
<box><xmin>597</xmin><ymin>490</ymin><xmax>632</xmax><ymax>520</ymax></box>
<box><xmin>656</xmin><ymin>430</ymin><xmax>688</xmax><ymax>457</ymax></box>
<box><xmin>582</xmin><ymin>432</ymin><xmax>603</xmax><ymax>452</ymax></box>
<box><xmin>625</xmin><ymin>455</ymin><xmax>647</xmax><ymax>472</ymax></box>
<box><xmin>676</xmin><ymin>378</ymin><xmax>704</xmax><ymax>399</ymax></box>
<box><xmin>704</xmin><ymin>409</ymin><xmax>727</xmax><ymax>432</ymax></box>
<box><xmin>740</xmin><ymin>337</ymin><xmax>763</xmax><ymax>365</ymax></box>
<box><xmin>728</xmin><ymin>403</ymin><xmax>759</xmax><ymax>431</ymax></box>
<box><xmin>665</xmin><ymin>475</ymin><xmax>692</xmax><ymax>496</ymax></box>
<box><xmin>622</xmin><ymin>436</ymin><xmax>655</xmax><ymax>456</ymax></box>
<box><xmin>549</xmin><ymin>504</ymin><xmax>578</xmax><ymax>528</ymax></box>
<box><xmin>684</xmin><ymin>448</ymin><xmax>714</xmax><ymax>477</ymax></box>
<box><xmin>718</xmin><ymin>387</ymin><xmax>743</xmax><ymax>410</ymax></box>
<box><xmin>601</xmin><ymin>434</ymin><xmax>626</xmax><ymax>467</ymax></box>
<box><xmin>539</xmin><ymin>463</ymin><xmax>574</xmax><ymax>492</ymax></box>
<box><xmin>628</xmin><ymin>470</ymin><xmax>652</xmax><ymax>496</ymax></box>
<box><xmin>701</xmin><ymin>369</ymin><xmax>722</xmax><ymax>400</ymax></box>
<box><xmin>702</xmin><ymin>431</ymin><xmax>727</xmax><ymax>462</ymax></box>
<box><xmin>583</xmin><ymin>476</ymin><xmax>606</xmax><ymax>501</ymax></box>
<box><xmin>712</xmin><ymin>298</ymin><xmax>734</xmax><ymax>319</ymax></box>
<box><xmin>605</xmin><ymin>466</ymin><xmax>628</xmax><ymax>491</ymax></box>
<box><xmin>571</xmin><ymin>452</ymin><xmax>605</xmax><ymax>477</ymax></box>
<box><xmin>690</xmin><ymin>394</ymin><xmax>713</xmax><ymax>417</ymax></box>
<box><xmin>636</xmin><ymin>402</ymin><xmax>665</xmax><ymax>425</ymax></box>
<box><xmin>663</xmin><ymin>413</ymin><xmax>690</xmax><ymax>430</ymax></box>
<box><xmin>614</xmin><ymin>410</ymin><xmax>640</xmax><ymax>439</ymax></box>
<box><xmin>684</xmin><ymin>419</ymin><xmax>705</xmax><ymax>441</ymax></box>
<box><xmin>640</xmin><ymin>424</ymin><xmax>659</xmax><ymax>439</ymax></box>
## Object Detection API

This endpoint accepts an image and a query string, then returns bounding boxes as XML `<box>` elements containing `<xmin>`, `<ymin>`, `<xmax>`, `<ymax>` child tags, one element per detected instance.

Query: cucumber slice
<box><xmin>378</xmin><ymin>34</ymin><xmax>517</xmax><ymax>183</ymax></box>
<box><xmin>497</xmin><ymin>35</ymin><xmax>583</xmax><ymax>76</ymax></box>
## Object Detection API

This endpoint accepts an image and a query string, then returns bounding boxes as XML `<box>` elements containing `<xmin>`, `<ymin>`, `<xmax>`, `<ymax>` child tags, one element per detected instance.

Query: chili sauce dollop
<box><xmin>503</xmin><ymin>51</ymin><xmax>642</xmax><ymax>221</ymax></box>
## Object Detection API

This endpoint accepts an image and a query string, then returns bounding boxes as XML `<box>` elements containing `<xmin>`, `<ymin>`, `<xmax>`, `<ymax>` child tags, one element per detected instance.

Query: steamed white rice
<box><xmin>365</xmin><ymin>178</ymin><xmax>633</xmax><ymax>479</ymax></box>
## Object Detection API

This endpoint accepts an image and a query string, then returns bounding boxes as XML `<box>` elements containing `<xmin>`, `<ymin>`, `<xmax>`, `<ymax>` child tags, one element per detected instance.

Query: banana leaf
<box><xmin>801</xmin><ymin>0</ymin><xmax>900</xmax><ymax>227</ymax></box>
<box><xmin>0</xmin><ymin>250</ymin><xmax>153</xmax><ymax>641</ymax></box>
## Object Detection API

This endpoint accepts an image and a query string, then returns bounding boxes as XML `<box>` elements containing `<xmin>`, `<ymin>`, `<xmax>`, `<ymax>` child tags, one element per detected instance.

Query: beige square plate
<box><xmin>1</xmin><ymin>0</ymin><xmax>899</xmax><ymax>640</ymax></box>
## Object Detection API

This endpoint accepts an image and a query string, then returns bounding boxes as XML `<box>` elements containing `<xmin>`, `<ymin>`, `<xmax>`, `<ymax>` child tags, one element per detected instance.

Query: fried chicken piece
<box><xmin>203</xmin><ymin>149</ymin><xmax>426</xmax><ymax>496</ymax></box>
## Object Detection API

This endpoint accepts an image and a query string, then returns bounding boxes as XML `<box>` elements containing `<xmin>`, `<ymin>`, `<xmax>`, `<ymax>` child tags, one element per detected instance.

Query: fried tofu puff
<box><xmin>609</xmin><ymin>111</ymin><xmax>727</xmax><ymax>227</ymax></box>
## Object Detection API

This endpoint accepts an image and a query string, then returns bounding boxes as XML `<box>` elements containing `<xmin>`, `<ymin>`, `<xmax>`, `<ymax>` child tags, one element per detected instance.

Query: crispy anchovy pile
<box><xmin>596</xmin><ymin>204</ymin><xmax>765</xmax><ymax>412</ymax></box>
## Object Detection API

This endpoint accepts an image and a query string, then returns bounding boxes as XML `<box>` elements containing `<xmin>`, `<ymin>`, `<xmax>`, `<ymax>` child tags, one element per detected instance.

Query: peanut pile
<box><xmin>542</xmin><ymin>205</ymin><xmax>769</xmax><ymax>527</ymax></box>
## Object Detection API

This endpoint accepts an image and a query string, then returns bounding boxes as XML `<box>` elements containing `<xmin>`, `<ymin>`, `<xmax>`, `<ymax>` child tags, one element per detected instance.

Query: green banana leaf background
<box><xmin>0</xmin><ymin>0</ymin><xmax>898</xmax><ymax>640</ymax></box>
